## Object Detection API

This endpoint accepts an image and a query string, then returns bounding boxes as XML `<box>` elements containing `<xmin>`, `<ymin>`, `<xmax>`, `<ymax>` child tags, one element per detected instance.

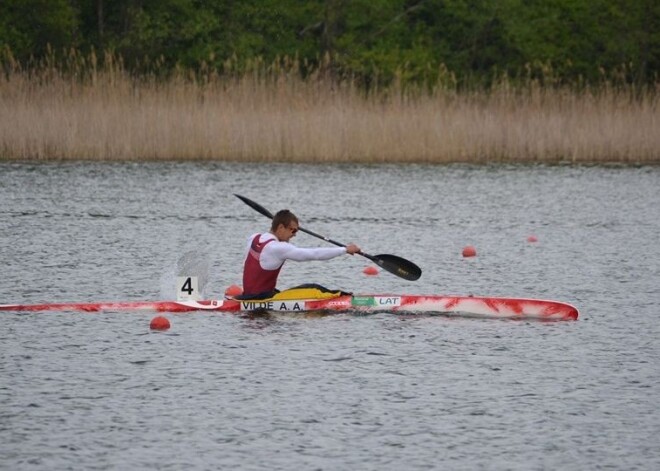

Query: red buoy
<box><xmin>363</xmin><ymin>266</ymin><xmax>379</xmax><ymax>276</ymax></box>
<box><xmin>527</xmin><ymin>235</ymin><xmax>538</xmax><ymax>243</ymax></box>
<box><xmin>150</xmin><ymin>316</ymin><xmax>171</xmax><ymax>330</ymax></box>
<box><xmin>224</xmin><ymin>284</ymin><xmax>243</xmax><ymax>297</ymax></box>
<box><xmin>462</xmin><ymin>246</ymin><xmax>477</xmax><ymax>257</ymax></box>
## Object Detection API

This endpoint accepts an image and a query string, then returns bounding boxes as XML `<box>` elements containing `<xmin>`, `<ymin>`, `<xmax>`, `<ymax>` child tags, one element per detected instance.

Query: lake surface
<box><xmin>1</xmin><ymin>162</ymin><xmax>659</xmax><ymax>470</ymax></box>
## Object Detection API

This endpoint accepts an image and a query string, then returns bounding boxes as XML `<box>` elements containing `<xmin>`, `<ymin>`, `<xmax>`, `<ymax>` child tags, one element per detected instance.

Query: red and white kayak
<box><xmin>0</xmin><ymin>294</ymin><xmax>579</xmax><ymax>320</ymax></box>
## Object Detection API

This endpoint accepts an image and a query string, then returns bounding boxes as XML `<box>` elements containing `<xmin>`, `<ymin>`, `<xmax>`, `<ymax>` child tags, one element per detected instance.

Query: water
<box><xmin>1</xmin><ymin>162</ymin><xmax>659</xmax><ymax>470</ymax></box>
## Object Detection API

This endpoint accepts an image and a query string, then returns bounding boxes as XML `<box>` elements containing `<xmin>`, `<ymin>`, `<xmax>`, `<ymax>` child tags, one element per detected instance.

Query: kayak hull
<box><xmin>0</xmin><ymin>295</ymin><xmax>579</xmax><ymax>320</ymax></box>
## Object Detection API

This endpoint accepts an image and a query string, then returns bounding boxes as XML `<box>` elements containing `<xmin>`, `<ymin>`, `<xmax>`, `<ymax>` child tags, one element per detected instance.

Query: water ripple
<box><xmin>1</xmin><ymin>163</ymin><xmax>659</xmax><ymax>470</ymax></box>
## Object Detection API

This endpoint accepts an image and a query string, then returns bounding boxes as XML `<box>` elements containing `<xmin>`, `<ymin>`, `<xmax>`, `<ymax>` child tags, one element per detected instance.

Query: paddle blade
<box><xmin>234</xmin><ymin>194</ymin><xmax>274</xmax><ymax>219</ymax></box>
<box><xmin>369</xmin><ymin>254</ymin><xmax>422</xmax><ymax>281</ymax></box>
<box><xmin>233</xmin><ymin>194</ymin><xmax>422</xmax><ymax>281</ymax></box>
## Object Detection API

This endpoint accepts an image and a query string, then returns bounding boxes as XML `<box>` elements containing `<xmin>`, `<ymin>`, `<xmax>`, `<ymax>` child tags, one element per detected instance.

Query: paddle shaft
<box><xmin>234</xmin><ymin>194</ymin><xmax>421</xmax><ymax>280</ymax></box>
<box><xmin>296</xmin><ymin>227</ymin><xmax>394</xmax><ymax>266</ymax></box>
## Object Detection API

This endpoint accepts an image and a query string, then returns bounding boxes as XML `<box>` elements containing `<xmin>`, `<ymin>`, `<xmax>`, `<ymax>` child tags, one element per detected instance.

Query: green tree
<box><xmin>1</xmin><ymin>0</ymin><xmax>658</xmax><ymax>86</ymax></box>
<box><xmin>0</xmin><ymin>0</ymin><xmax>78</xmax><ymax>60</ymax></box>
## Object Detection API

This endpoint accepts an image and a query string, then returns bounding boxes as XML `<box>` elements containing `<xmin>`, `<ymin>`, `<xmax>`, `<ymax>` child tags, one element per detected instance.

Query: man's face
<box><xmin>276</xmin><ymin>222</ymin><xmax>299</xmax><ymax>242</ymax></box>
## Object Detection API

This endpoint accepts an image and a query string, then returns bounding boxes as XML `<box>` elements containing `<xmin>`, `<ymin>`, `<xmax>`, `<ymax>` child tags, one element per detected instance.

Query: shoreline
<box><xmin>2</xmin><ymin>158</ymin><xmax>657</xmax><ymax>167</ymax></box>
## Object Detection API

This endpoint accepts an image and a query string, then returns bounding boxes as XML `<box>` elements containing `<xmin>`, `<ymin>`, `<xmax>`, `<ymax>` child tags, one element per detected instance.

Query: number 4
<box><xmin>181</xmin><ymin>277</ymin><xmax>194</xmax><ymax>295</ymax></box>
<box><xmin>176</xmin><ymin>276</ymin><xmax>199</xmax><ymax>301</ymax></box>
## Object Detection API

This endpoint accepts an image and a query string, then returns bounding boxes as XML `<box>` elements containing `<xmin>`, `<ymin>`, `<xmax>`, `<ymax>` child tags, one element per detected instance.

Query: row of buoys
<box><xmin>462</xmin><ymin>235</ymin><xmax>539</xmax><ymax>258</ymax></box>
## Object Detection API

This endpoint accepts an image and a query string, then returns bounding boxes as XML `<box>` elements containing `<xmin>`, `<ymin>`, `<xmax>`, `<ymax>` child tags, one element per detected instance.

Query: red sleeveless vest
<box><xmin>242</xmin><ymin>234</ymin><xmax>283</xmax><ymax>295</ymax></box>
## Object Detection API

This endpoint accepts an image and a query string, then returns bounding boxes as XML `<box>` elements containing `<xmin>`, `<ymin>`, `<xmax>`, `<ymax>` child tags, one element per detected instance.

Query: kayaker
<box><xmin>239</xmin><ymin>209</ymin><xmax>360</xmax><ymax>299</ymax></box>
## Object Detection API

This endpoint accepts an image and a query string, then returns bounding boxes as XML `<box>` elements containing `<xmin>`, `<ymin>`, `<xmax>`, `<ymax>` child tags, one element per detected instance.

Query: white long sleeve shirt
<box><xmin>245</xmin><ymin>233</ymin><xmax>347</xmax><ymax>270</ymax></box>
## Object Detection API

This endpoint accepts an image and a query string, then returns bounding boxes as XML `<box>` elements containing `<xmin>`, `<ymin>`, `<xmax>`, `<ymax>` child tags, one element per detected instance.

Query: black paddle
<box><xmin>234</xmin><ymin>194</ymin><xmax>422</xmax><ymax>281</ymax></box>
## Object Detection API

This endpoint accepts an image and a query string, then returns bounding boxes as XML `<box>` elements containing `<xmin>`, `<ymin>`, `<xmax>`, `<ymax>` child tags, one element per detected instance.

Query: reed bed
<box><xmin>1</xmin><ymin>53</ymin><xmax>658</xmax><ymax>163</ymax></box>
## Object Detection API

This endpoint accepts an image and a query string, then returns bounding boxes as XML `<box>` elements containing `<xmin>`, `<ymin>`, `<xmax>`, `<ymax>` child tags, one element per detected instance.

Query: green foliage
<box><xmin>0</xmin><ymin>0</ymin><xmax>78</xmax><ymax>59</ymax></box>
<box><xmin>1</xmin><ymin>0</ymin><xmax>658</xmax><ymax>87</ymax></box>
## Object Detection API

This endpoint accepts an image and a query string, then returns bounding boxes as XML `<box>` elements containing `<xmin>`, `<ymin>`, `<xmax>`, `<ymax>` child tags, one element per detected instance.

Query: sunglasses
<box><xmin>288</xmin><ymin>226</ymin><xmax>299</xmax><ymax>234</ymax></box>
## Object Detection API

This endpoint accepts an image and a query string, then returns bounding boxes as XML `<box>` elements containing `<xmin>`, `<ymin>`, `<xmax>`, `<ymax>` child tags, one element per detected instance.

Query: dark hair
<box><xmin>271</xmin><ymin>210</ymin><xmax>298</xmax><ymax>231</ymax></box>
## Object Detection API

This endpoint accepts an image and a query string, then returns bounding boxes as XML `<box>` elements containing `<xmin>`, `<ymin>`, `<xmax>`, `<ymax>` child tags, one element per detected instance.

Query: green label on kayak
<box><xmin>351</xmin><ymin>296</ymin><xmax>376</xmax><ymax>307</ymax></box>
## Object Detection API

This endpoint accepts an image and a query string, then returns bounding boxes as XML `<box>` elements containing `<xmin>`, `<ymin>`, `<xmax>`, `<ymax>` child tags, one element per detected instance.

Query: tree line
<box><xmin>1</xmin><ymin>0</ymin><xmax>658</xmax><ymax>88</ymax></box>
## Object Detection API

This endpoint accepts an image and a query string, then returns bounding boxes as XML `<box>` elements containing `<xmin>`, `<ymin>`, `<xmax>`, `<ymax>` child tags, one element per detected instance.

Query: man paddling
<box><xmin>240</xmin><ymin>209</ymin><xmax>360</xmax><ymax>299</ymax></box>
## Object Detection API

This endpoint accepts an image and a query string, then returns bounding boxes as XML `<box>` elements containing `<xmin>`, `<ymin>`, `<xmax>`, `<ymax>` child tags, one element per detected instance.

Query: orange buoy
<box><xmin>363</xmin><ymin>266</ymin><xmax>379</xmax><ymax>276</ymax></box>
<box><xmin>150</xmin><ymin>316</ymin><xmax>170</xmax><ymax>331</ymax></box>
<box><xmin>462</xmin><ymin>245</ymin><xmax>477</xmax><ymax>257</ymax></box>
<box><xmin>527</xmin><ymin>235</ymin><xmax>538</xmax><ymax>243</ymax></box>
<box><xmin>224</xmin><ymin>284</ymin><xmax>243</xmax><ymax>297</ymax></box>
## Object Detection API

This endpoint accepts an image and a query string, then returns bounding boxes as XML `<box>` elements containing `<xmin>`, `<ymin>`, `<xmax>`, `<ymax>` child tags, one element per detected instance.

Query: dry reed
<box><xmin>1</xmin><ymin>52</ymin><xmax>658</xmax><ymax>163</ymax></box>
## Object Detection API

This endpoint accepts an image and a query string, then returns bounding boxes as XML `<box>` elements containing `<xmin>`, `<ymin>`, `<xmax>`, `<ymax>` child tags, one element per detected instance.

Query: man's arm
<box><xmin>260</xmin><ymin>242</ymin><xmax>347</xmax><ymax>269</ymax></box>
<box><xmin>281</xmin><ymin>245</ymin><xmax>347</xmax><ymax>262</ymax></box>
